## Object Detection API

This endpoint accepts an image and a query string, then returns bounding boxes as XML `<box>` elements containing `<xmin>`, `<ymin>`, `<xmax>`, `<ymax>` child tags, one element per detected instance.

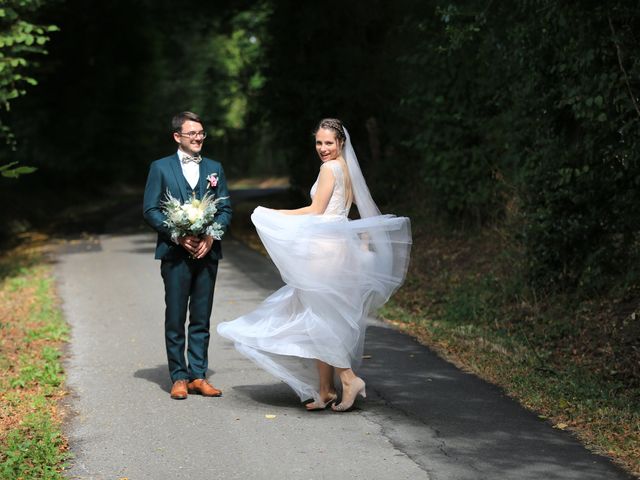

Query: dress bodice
<box><xmin>310</xmin><ymin>160</ymin><xmax>349</xmax><ymax>217</ymax></box>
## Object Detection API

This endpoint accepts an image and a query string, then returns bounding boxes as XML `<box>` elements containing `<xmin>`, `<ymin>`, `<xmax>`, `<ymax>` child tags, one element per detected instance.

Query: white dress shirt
<box><xmin>177</xmin><ymin>149</ymin><xmax>200</xmax><ymax>190</ymax></box>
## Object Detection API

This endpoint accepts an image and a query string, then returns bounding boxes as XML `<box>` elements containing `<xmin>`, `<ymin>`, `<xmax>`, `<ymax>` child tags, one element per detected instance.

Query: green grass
<box><xmin>0</xmin><ymin>251</ymin><xmax>70</xmax><ymax>480</ymax></box>
<box><xmin>0</xmin><ymin>411</ymin><xmax>67</xmax><ymax>480</ymax></box>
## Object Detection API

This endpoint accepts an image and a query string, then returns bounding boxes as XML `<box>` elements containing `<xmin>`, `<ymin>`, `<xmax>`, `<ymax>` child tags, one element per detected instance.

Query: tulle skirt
<box><xmin>217</xmin><ymin>206</ymin><xmax>411</xmax><ymax>402</ymax></box>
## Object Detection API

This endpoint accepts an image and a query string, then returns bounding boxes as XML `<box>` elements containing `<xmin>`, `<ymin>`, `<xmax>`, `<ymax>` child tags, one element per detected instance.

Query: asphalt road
<box><xmin>55</xmin><ymin>230</ymin><xmax>634</xmax><ymax>480</ymax></box>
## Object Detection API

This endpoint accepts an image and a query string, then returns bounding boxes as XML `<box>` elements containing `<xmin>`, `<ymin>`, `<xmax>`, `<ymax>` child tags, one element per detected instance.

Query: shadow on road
<box><xmin>360</xmin><ymin>324</ymin><xmax>635</xmax><ymax>480</ymax></box>
<box><xmin>134</xmin><ymin>365</ymin><xmax>174</xmax><ymax>393</ymax></box>
<box><xmin>232</xmin><ymin>383</ymin><xmax>299</xmax><ymax>409</ymax></box>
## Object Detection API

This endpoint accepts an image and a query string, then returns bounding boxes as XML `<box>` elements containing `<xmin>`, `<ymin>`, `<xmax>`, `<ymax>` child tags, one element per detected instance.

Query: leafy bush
<box><xmin>0</xmin><ymin>0</ymin><xmax>57</xmax><ymax>177</ymax></box>
<box><xmin>393</xmin><ymin>1</ymin><xmax>640</xmax><ymax>292</ymax></box>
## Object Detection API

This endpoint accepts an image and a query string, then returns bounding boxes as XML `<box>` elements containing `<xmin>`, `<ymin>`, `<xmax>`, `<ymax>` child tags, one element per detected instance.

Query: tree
<box><xmin>0</xmin><ymin>0</ymin><xmax>57</xmax><ymax>177</ymax></box>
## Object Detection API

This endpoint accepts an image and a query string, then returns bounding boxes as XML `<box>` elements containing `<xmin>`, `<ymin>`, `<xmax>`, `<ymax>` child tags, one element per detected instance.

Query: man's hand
<box><xmin>178</xmin><ymin>235</ymin><xmax>201</xmax><ymax>256</ymax></box>
<box><xmin>194</xmin><ymin>235</ymin><xmax>214</xmax><ymax>259</ymax></box>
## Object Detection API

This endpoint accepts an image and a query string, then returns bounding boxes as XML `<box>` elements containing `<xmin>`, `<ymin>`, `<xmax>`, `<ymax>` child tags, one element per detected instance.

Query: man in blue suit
<box><xmin>143</xmin><ymin>111</ymin><xmax>232</xmax><ymax>399</ymax></box>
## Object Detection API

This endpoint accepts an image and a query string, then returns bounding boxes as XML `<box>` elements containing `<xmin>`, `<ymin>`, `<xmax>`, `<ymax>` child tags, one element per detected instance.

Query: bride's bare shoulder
<box><xmin>321</xmin><ymin>159</ymin><xmax>340</xmax><ymax>166</ymax></box>
<box><xmin>320</xmin><ymin>160</ymin><xmax>342</xmax><ymax>172</ymax></box>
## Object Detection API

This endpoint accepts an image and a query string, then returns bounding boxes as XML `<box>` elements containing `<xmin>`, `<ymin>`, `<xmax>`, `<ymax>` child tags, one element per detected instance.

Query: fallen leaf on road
<box><xmin>362</xmin><ymin>354</ymin><xmax>372</xmax><ymax>359</ymax></box>
<box><xmin>553</xmin><ymin>422</ymin><xmax>568</xmax><ymax>430</ymax></box>
<box><xmin>265</xmin><ymin>414</ymin><xmax>276</xmax><ymax>419</ymax></box>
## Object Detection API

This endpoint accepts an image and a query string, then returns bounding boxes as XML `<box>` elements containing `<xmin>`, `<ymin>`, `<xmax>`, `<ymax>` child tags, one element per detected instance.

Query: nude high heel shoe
<box><xmin>331</xmin><ymin>377</ymin><xmax>366</xmax><ymax>412</ymax></box>
<box><xmin>305</xmin><ymin>392</ymin><xmax>338</xmax><ymax>411</ymax></box>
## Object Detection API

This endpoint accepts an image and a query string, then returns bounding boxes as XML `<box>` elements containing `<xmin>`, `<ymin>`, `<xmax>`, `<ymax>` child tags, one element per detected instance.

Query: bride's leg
<box><xmin>317</xmin><ymin>360</ymin><xmax>336</xmax><ymax>394</ymax></box>
<box><xmin>305</xmin><ymin>360</ymin><xmax>337</xmax><ymax>410</ymax></box>
<box><xmin>332</xmin><ymin>367</ymin><xmax>366</xmax><ymax>412</ymax></box>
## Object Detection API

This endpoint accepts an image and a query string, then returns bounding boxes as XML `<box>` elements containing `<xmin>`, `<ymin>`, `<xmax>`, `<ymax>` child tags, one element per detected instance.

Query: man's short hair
<box><xmin>172</xmin><ymin>111</ymin><xmax>203</xmax><ymax>132</ymax></box>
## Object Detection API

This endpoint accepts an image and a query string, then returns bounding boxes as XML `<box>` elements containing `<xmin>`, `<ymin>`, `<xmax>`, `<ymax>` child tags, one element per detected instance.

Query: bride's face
<box><xmin>315</xmin><ymin>128</ymin><xmax>340</xmax><ymax>162</ymax></box>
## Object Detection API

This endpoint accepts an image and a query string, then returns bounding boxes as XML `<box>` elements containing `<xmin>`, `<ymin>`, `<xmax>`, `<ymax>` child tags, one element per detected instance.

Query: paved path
<box><xmin>55</xmin><ymin>232</ymin><xmax>633</xmax><ymax>480</ymax></box>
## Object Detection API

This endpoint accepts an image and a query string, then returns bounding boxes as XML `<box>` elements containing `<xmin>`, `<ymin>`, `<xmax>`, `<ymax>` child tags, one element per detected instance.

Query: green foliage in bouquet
<box><xmin>161</xmin><ymin>191</ymin><xmax>226</xmax><ymax>242</ymax></box>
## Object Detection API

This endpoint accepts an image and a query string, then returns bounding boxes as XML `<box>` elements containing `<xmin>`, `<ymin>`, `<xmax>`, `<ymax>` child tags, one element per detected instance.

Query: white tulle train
<box><xmin>217</xmin><ymin>206</ymin><xmax>411</xmax><ymax>402</ymax></box>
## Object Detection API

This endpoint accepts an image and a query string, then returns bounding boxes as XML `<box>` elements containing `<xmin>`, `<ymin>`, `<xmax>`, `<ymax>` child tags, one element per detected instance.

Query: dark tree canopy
<box><xmin>2</xmin><ymin>0</ymin><xmax>640</xmax><ymax>294</ymax></box>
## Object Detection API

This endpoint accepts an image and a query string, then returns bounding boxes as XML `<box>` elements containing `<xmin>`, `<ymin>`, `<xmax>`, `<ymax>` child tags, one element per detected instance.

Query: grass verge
<box><xmin>0</xmin><ymin>234</ymin><xmax>70</xmax><ymax>480</ymax></box>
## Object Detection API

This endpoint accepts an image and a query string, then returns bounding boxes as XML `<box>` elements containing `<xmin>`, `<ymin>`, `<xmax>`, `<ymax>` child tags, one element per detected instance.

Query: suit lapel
<box><xmin>169</xmin><ymin>154</ymin><xmax>190</xmax><ymax>201</ymax></box>
<box><xmin>198</xmin><ymin>160</ymin><xmax>207</xmax><ymax>198</ymax></box>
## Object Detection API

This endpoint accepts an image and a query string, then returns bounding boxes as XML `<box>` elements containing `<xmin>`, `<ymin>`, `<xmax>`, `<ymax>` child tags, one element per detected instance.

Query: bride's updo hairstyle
<box><xmin>314</xmin><ymin>118</ymin><xmax>346</xmax><ymax>148</ymax></box>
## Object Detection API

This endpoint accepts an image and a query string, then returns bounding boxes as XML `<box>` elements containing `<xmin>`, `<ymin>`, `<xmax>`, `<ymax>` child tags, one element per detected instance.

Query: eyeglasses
<box><xmin>177</xmin><ymin>130</ymin><xmax>207</xmax><ymax>139</ymax></box>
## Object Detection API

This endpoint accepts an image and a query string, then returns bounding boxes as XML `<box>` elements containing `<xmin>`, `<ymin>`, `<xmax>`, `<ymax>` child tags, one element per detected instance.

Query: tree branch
<box><xmin>608</xmin><ymin>15</ymin><xmax>640</xmax><ymax>119</ymax></box>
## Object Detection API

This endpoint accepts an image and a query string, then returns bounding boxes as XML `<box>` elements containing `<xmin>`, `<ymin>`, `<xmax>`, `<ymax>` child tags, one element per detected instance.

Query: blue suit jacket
<box><xmin>142</xmin><ymin>153</ymin><xmax>232</xmax><ymax>260</ymax></box>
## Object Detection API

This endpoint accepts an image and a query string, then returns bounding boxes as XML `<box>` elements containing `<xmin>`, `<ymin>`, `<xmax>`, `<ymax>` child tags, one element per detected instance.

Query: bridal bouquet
<box><xmin>161</xmin><ymin>190</ymin><xmax>226</xmax><ymax>242</ymax></box>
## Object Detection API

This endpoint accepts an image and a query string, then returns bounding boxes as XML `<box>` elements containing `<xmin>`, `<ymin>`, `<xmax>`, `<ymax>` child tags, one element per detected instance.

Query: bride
<box><xmin>217</xmin><ymin>118</ymin><xmax>411</xmax><ymax>411</ymax></box>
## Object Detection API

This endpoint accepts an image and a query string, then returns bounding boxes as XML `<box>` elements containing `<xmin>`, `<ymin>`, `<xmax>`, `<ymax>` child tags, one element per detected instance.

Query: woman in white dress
<box><xmin>217</xmin><ymin>118</ymin><xmax>411</xmax><ymax>411</ymax></box>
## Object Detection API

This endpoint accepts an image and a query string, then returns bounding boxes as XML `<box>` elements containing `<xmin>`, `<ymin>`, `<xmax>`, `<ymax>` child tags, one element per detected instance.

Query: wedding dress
<box><xmin>217</xmin><ymin>131</ymin><xmax>411</xmax><ymax>403</ymax></box>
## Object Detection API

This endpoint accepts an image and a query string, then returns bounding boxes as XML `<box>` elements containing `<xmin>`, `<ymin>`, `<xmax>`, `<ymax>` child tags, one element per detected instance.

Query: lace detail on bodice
<box><xmin>310</xmin><ymin>160</ymin><xmax>349</xmax><ymax>217</ymax></box>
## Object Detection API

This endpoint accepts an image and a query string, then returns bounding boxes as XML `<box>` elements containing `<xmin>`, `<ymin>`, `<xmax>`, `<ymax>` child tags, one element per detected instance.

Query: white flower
<box><xmin>184</xmin><ymin>204</ymin><xmax>202</xmax><ymax>223</ymax></box>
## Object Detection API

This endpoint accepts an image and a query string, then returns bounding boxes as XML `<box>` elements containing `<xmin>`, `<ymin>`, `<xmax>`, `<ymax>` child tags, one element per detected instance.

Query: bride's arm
<box><xmin>280</xmin><ymin>166</ymin><xmax>335</xmax><ymax>215</ymax></box>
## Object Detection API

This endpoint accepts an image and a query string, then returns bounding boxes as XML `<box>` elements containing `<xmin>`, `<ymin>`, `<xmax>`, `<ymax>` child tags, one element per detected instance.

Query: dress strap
<box><xmin>322</xmin><ymin>160</ymin><xmax>343</xmax><ymax>178</ymax></box>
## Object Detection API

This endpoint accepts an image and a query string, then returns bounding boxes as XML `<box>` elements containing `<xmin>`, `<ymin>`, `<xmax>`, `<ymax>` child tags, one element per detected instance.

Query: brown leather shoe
<box><xmin>187</xmin><ymin>378</ymin><xmax>222</xmax><ymax>397</ymax></box>
<box><xmin>170</xmin><ymin>379</ymin><xmax>188</xmax><ymax>400</ymax></box>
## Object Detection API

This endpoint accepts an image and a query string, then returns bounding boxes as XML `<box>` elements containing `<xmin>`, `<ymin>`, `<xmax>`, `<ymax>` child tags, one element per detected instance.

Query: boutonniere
<box><xmin>206</xmin><ymin>172</ymin><xmax>218</xmax><ymax>188</ymax></box>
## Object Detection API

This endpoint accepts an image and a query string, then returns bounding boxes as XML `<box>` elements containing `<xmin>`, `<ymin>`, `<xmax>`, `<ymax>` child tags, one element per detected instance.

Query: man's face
<box><xmin>173</xmin><ymin>120</ymin><xmax>205</xmax><ymax>156</ymax></box>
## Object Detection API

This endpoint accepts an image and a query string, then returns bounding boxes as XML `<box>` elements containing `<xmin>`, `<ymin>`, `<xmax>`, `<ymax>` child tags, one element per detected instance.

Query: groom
<box><xmin>143</xmin><ymin>111</ymin><xmax>232</xmax><ymax>399</ymax></box>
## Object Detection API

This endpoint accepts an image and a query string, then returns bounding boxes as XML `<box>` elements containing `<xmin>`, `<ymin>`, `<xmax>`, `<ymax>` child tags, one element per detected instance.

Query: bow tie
<box><xmin>181</xmin><ymin>154</ymin><xmax>202</xmax><ymax>164</ymax></box>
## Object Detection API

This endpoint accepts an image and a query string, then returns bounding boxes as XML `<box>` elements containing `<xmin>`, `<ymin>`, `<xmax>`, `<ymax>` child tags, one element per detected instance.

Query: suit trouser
<box><xmin>160</xmin><ymin>255</ymin><xmax>219</xmax><ymax>382</ymax></box>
